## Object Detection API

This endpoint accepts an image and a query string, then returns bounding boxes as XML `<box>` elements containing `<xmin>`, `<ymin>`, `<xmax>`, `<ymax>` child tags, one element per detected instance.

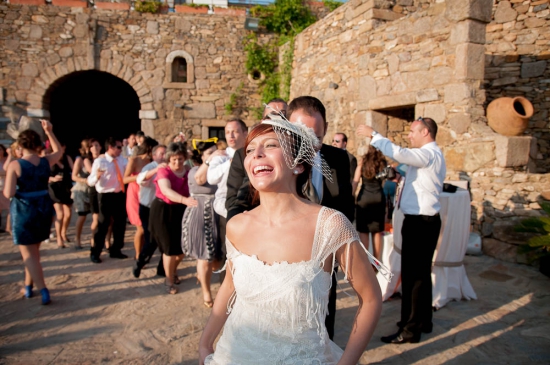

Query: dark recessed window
<box><xmin>172</xmin><ymin>57</ymin><xmax>188</xmax><ymax>83</ymax></box>
<box><xmin>209</xmin><ymin>127</ymin><xmax>225</xmax><ymax>140</ymax></box>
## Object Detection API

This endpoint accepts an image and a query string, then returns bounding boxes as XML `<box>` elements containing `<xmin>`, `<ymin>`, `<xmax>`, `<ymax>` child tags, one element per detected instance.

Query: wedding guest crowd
<box><xmin>4</xmin><ymin>93</ymin><xmax>445</xmax><ymax>364</ymax></box>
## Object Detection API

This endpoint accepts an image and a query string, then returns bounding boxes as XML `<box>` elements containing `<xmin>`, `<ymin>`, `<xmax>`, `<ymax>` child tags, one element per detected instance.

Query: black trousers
<box><xmin>90</xmin><ymin>192</ymin><xmax>127</xmax><ymax>258</ymax></box>
<box><xmin>325</xmin><ymin>270</ymin><xmax>337</xmax><ymax>340</ymax></box>
<box><xmin>218</xmin><ymin>215</ymin><xmax>227</xmax><ymax>257</ymax></box>
<box><xmin>400</xmin><ymin>214</ymin><xmax>441</xmax><ymax>338</ymax></box>
<box><xmin>136</xmin><ymin>204</ymin><xmax>164</xmax><ymax>275</ymax></box>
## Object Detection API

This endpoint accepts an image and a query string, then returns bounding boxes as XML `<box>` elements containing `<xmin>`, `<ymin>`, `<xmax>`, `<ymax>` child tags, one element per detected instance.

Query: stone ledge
<box><xmin>495</xmin><ymin>136</ymin><xmax>532</xmax><ymax>167</ymax></box>
<box><xmin>163</xmin><ymin>82</ymin><xmax>195</xmax><ymax>89</ymax></box>
<box><xmin>139</xmin><ymin>110</ymin><xmax>158</xmax><ymax>120</ymax></box>
<box><xmin>369</xmin><ymin>89</ymin><xmax>443</xmax><ymax>111</ymax></box>
<box><xmin>368</xmin><ymin>92</ymin><xmax>415</xmax><ymax>110</ymax></box>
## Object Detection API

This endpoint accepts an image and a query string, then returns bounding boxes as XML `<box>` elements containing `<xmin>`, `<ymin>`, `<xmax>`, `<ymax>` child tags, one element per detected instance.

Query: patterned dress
<box><xmin>181</xmin><ymin>166</ymin><xmax>220</xmax><ymax>261</ymax></box>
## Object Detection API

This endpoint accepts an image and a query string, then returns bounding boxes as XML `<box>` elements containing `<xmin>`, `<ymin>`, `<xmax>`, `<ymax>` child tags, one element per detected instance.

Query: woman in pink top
<box><xmin>149</xmin><ymin>143</ymin><xmax>198</xmax><ymax>294</ymax></box>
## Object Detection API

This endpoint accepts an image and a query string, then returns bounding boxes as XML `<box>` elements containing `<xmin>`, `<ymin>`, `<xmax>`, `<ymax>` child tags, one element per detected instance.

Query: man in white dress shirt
<box><xmin>122</xmin><ymin>133</ymin><xmax>137</xmax><ymax>158</ymax></box>
<box><xmin>133</xmin><ymin>144</ymin><xmax>167</xmax><ymax>278</ymax></box>
<box><xmin>357</xmin><ymin>117</ymin><xmax>446</xmax><ymax>344</ymax></box>
<box><xmin>206</xmin><ymin>119</ymin><xmax>248</xmax><ymax>257</ymax></box>
<box><xmin>87</xmin><ymin>137</ymin><xmax>128</xmax><ymax>263</ymax></box>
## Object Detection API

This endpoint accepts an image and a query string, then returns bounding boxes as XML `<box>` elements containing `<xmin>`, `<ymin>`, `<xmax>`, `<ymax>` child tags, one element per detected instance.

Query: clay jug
<box><xmin>487</xmin><ymin>96</ymin><xmax>534</xmax><ymax>136</ymax></box>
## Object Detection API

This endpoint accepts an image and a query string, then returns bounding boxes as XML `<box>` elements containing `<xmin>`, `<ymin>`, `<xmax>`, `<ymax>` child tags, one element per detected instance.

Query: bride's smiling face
<box><xmin>245</xmin><ymin>131</ymin><xmax>296</xmax><ymax>192</ymax></box>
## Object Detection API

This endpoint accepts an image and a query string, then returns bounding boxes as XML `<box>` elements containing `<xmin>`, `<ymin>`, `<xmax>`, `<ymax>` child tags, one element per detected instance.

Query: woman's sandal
<box><xmin>164</xmin><ymin>280</ymin><xmax>178</xmax><ymax>294</ymax></box>
<box><xmin>203</xmin><ymin>300</ymin><xmax>214</xmax><ymax>308</ymax></box>
<box><xmin>23</xmin><ymin>285</ymin><xmax>33</xmax><ymax>298</ymax></box>
<box><xmin>174</xmin><ymin>275</ymin><xmax>181</xmax><ymax>285</ymax></box>
<box><xmin>40</xmin><ymin>288</ymin><xmax>51</xmax><ymax>305</ymax></box>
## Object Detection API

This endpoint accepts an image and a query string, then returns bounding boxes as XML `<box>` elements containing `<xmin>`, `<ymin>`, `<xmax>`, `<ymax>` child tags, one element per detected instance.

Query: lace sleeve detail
<box><xmin>313</xmin><ymin>208</ymin><xmax>393</xmax><ymax>282</ymax></box>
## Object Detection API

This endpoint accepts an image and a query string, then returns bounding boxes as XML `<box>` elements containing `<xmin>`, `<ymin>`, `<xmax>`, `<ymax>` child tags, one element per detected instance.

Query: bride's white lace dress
<box><xmin>205</xmin><ymin>207</ymin><xmax>389</xmax><ymax>365</ymax></box>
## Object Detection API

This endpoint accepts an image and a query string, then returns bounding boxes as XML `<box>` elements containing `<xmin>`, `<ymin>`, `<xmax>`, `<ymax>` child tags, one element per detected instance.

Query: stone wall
<box><xmin>466</xmin><ymin>0</ymin><xmax>550</xmax><ymax>262</ymax></box>
<box><xmin>0</xmin><ymin>3</ymin><xmax>271</xmax><ymax>143</ymax></box>
<box><xmin>291</xmin><ymin>0</ymin><xmax>550</xmax><ymax>264</ymax></box>
<box><xmin>292</xmin><ymin>0</ymin><xmax>491</xmax><ymax>156</ymax></box>
<box><xmin>485</xmin><ymin>0</ymin><xmax>550</xmax><ymax>173</ymax></box>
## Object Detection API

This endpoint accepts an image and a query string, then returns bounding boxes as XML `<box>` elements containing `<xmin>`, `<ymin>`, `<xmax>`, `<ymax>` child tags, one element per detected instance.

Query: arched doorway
<box><xmin>44</xmin><ymin>70</ymin><xmax>141</xmax><ymax>158</ymax></box>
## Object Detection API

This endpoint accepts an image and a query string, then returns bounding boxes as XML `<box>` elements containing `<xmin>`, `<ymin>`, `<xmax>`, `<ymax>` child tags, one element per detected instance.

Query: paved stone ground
<box><xmin>0</xmin><ymin>216</ymin><xmax>549</xmax><ymax>364</ymax></box>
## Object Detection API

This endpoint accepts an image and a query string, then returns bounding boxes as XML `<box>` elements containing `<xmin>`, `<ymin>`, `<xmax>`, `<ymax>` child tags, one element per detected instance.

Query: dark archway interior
<box><xmin>45</xmin><ymin>70</ymin><xmax>141</xmax><ymax>158</ymax></box>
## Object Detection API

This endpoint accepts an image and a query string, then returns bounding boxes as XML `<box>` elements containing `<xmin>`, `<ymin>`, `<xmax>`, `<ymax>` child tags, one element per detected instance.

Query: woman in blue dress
<box><xmin>3</xmin><ymin>120</ymin><xmax>63</xmax><ymax>305</ymax></box>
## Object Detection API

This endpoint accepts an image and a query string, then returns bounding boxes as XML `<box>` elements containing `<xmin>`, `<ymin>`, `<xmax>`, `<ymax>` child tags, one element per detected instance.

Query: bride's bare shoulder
<box><xmin>226</xmin><ymin>208</ymin><xmax>261</xmax><ymax>240</ymax></box>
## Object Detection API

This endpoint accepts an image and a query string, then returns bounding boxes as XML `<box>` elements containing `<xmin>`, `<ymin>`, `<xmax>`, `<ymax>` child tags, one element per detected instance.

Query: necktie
<box><xmin>302</xmin><ymin>152</ymin><xmax>324</xmax><ymax>204</ymax></box>
<box><xmin>112</xmin><ymin>158</ymin><xmax>125</xmax><ymax>193</ymax></box>
<box><xmin>304</xmin><ymin>171</ymin><xmax>320</xmax><ymax>204</ymax></box>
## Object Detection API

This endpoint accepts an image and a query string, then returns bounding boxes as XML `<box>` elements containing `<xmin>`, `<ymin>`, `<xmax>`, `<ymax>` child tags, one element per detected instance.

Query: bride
<box><xmin>199</xmin><ymin>115</ymin><xmax>391</xmax><ymax>365</ymax></box>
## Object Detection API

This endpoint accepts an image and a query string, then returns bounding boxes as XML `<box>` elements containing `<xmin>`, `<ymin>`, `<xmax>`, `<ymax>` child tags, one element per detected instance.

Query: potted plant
<box><xmin>515</xmin><ymin>202</ymin><xmax>550</xmax><ymax>277</ymax></box>
<box><xmin>134</xmin><ymin>0</ymin><xmax>161</xmax><ymax>13</ymax></box>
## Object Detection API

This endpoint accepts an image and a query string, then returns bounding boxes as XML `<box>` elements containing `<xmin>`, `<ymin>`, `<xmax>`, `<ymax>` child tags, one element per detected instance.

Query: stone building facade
<box><xmin>1</xmin><ymin>0</ymin><xmax>549</xmax><ymax>264</ymax></box>
<box><xmin>0</xmin><ymin>2</ymin><xmax>273</xmax><ymax>144</ymax></box>
<box><xmin>290</xmin><ymin>0</ymin><xmax>550</xmax><ymax>263</ymax></box>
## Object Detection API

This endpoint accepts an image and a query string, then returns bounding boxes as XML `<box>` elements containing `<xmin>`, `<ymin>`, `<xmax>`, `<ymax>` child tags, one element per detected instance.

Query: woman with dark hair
<box><xmin>124</xmin><ymin>137</ymin><xmax>157</xmax><ymax>259</ymax></box>
<box><xmin>48</xmin><ymin>142</ymin><xmax>74</xmax><ymax>248</ymax></box>
<box><xmin>71</xmin><ymin>138</ymin><xmax>92</xmax><ymax>249</ymax></box>
<box><xmin>353</xmin><ymin>145</ymin><xmax>388</xmax><ymax>261</ymax></box>
<box><xmin>150</xmin><ymin>142</ymin><xmax>198</xmax><ymax>294</ymax></box>
<box><xmin>199</xmin><ymin>116</ymin><xmax>389</xmax><ymax>364</ymax></box>
<box><xmin>181</xmin><ymin>139</ymin><xmax>220</xmax><ymax>308</ymax></box>
<box><xmin>3</xmin><ymin>120</ymin><xmax>63</xmax><ymax>305</ymax></box>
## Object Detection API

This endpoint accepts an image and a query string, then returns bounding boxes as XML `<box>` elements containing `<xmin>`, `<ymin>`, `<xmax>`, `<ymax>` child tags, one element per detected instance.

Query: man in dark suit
<box><xmin>332</xmin><ymin>132</ymin><xmax>358</xmax><ymax>186</ymax></box>
<box><xmin>288</xmin><ymin>96</ymin><xmax>355</xmax><ymax>340</ymax></box>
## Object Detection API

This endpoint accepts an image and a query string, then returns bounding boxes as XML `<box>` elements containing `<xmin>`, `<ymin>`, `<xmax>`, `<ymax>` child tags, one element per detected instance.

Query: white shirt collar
<box><xmin>226</xmin><ymin>147</ymin><xmax>236</xmax><ymax>158</ymax></box>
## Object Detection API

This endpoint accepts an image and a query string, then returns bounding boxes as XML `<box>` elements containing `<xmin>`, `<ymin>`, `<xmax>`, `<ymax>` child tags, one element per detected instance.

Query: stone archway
<box><xmin>43</xmin><ymin>70</ymin><xmax>141</xmax><ymax>157</ymax></box>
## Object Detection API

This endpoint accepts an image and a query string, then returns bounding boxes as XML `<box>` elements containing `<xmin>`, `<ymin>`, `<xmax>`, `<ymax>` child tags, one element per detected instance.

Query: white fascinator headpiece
<box><xmin>261</xmin><ymin>105</ymin><xmax>333</xmax><ymax>183</ymax></box>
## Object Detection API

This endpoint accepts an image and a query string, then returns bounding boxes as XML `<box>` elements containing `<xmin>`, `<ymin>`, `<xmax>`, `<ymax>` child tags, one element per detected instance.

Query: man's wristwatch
<box><xmin>371</xmin><ymin>130</ymin><xmax>378</xmax><ymax>138</ymax></box>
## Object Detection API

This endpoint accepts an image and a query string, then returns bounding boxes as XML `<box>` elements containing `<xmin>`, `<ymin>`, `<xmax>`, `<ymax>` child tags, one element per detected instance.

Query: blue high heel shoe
<box><xmin>40</xmin><ymin>288</ymin><xmax>51</xmax><ymax>305</ymax></box>
<box><xmin>24</xmin><ymin>285</ymin><xmax>33</xmax><ymax>298</ymax></box>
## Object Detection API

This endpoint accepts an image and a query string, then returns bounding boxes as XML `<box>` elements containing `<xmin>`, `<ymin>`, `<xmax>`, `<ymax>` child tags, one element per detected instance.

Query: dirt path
<box><xmin>1</xmin><ymin>216</ymin><xmax>549</xmax><ymax>364</ymax></box>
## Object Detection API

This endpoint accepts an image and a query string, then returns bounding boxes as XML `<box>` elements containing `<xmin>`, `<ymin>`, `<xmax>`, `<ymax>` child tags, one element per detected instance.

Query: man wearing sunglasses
<box><xmin>357</xmin><ymin>116</ymin><xmax>446</xmax><ymax>344</ymax></box>
<box><xmin>87</xmin><ymin>137</ymin><xmax>129</xmax><ymax>263</ymax></box>
<box><xmin>332</xmin><ymin>132</ymin><xmax>357</xmax><ymax>188</ymax></box>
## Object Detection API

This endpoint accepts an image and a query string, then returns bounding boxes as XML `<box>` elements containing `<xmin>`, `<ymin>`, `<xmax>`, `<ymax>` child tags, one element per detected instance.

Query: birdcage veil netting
<box><xmin>261</xmin><ymin>112</ymin><xmax>333</xmax><ymax>183</ymax></box>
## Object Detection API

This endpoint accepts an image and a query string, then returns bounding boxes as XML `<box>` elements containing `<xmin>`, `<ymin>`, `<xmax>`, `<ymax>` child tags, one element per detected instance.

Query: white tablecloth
<box><xmin>376</xmin><ymin>188</ymin><xmax>477</xmax><ymax>308</ymax></box>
